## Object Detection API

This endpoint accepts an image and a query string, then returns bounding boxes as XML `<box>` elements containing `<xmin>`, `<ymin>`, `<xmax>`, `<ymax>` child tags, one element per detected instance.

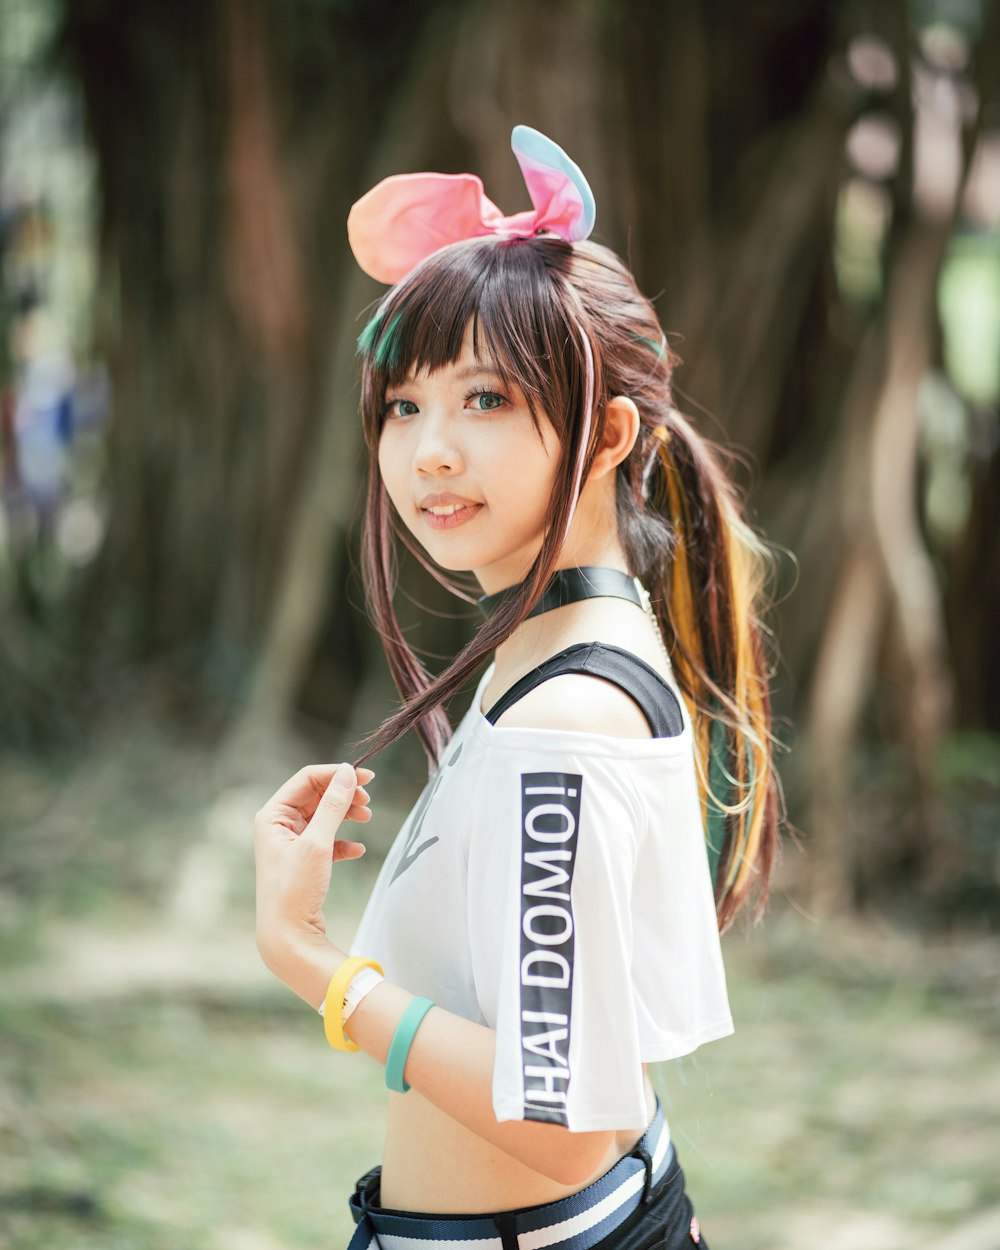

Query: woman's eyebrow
<box><xmin>454</xmin><ymin>363</ymin><xmax>503</xmax><ymax>380</ymax></box>
<box><xmin>397</xmin><ymin>362</ymin><xmax>505</xmax><ymax>386</ymax></box>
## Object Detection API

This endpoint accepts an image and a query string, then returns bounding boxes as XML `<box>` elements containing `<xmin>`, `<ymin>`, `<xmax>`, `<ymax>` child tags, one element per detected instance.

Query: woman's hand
<box><xmin>253</xmin><ymin>761</ymin><xmax>374</xmax><ymax>982</ymax></box>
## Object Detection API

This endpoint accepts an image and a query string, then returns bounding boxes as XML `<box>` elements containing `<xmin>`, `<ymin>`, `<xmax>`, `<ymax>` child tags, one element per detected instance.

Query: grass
<box><xmin>1</xmin><ymin>988</ymin><xmax>388</xmax><ymax>1249</ymax></box>
<box><xmin>3</xmin><ymin>915</ymin><xmax>997</xmax><ymax>1250</ymax></box>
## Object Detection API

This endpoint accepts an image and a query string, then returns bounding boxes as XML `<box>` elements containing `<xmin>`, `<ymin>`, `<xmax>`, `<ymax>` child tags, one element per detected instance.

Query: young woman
<box><xmin>254</xmin><ymin>126</ymin><xmax>782</xmax><ymax>1250</ymax></box>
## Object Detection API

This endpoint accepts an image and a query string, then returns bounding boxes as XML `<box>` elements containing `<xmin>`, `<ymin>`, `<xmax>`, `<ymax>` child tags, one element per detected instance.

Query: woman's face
<box><xmin>377</xmin><ymin>321</ymin><xmax>561</xmax><ymax>594</ymax></box>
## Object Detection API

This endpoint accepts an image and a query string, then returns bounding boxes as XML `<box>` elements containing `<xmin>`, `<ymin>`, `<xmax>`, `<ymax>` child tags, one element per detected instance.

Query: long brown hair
<box><xmin>353</xmin><ymin>234</ymin><xmax>783</xmax><ymax>931</ymax></box>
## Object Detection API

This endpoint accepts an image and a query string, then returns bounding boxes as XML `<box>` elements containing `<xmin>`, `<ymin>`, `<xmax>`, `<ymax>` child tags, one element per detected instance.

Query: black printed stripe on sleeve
<box><xmin>518</xmin><ymin>771</ymin><xmax>582</xmax><ymax>1126</ymax></box>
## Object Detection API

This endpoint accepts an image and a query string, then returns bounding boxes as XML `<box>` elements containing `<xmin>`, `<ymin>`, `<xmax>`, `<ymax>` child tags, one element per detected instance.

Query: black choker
<box><xmin>477</xmin><ymin>566</ymin><xmax>642</xmax><ymax>620</ymax></box>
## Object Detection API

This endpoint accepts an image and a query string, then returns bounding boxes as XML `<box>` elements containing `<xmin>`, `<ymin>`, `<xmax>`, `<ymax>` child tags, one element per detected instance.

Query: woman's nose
<box><xmin>412</xmin><ymin>412</ymin><xmax>464</xmax><ymax>475</ymax></box>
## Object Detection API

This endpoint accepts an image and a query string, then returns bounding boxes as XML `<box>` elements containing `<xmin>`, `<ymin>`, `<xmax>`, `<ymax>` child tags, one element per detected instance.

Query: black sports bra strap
<box><xmin>483</xmin><ymin>642</ymin><xmax>685</xmax><ymax>739</ymax></box>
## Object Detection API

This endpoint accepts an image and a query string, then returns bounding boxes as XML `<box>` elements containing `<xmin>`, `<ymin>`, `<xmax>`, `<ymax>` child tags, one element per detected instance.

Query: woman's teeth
<box><xmin>421</xmin><ymin>501</ymin><xmax>483</xmax><ymax>529</ymax></box>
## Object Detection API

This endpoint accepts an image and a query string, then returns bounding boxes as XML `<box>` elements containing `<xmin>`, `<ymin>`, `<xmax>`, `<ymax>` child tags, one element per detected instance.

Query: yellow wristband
<box><xmin>323</xmin><ymin>957</ymin><xmax>384</xmax><ymax>1052</ymax></box>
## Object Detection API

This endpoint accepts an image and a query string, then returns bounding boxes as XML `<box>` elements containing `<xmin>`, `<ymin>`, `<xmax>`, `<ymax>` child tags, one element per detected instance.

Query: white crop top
<box><xmin>349</xmin><ymin>661</ymin><xmax>734</xmax><ymax>1132</ymax></box>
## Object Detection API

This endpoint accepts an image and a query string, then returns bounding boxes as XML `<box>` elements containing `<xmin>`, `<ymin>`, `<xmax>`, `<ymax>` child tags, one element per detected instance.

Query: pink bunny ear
<box><xmin>347</xmin><ymin>126</ymin><xmax>597</xmax><ymax>284</ymax></box>
<box><xmin>347</xmin><ymin>172</ymin><xmax>504</xmax><ymax>286</ymax></box>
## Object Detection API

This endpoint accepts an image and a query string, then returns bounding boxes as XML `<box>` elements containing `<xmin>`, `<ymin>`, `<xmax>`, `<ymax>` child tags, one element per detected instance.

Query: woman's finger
<box><xmin>263</xmin><ymin>763</ymin><xmax>340</xmax><ymax>816</ymax></box>
<box><xmin>334</xmin><ymin>839</ymin><xmax>367</xmax><ymax>861</ymax></box>
<box><xmin>262</xmin><ymin>763</ymin><xmax>371</xmax><ymax>823</ymax></box>
<box><xmin>302</xmin><ymin>763</ymin><xmax>358</xmax><ymax>856</ymax></box>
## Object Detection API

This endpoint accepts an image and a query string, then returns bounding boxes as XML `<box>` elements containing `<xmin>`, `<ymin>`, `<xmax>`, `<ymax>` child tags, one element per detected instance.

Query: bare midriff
<box><xmin>377</xmin><ymin>1067</ymin><xmax>658</xmax><ymax>1214</ymax></box>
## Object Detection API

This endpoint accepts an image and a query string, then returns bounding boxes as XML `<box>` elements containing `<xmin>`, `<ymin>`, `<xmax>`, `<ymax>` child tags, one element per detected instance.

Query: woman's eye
<box><xmin>385</xmin><ymin>398</ymin><xmax>418</xmax><ymax>419</ymax></box>
<box><xmin>468</xmin><ymin>389</ymin><xmax>506</xmax><ymax>411</ymax></box>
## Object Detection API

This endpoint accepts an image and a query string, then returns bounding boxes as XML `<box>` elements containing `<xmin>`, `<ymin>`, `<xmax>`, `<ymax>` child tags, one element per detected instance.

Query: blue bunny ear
<box><xmin>510</xmin><ymin>124</ymin><xmax>596</xmax><ymax>242</ymax></box>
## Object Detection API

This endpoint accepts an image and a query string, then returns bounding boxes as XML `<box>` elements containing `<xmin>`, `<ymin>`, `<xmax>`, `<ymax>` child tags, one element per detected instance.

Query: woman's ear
<box><xmin>591</xmin><ymin>396</ymin><xmax>640</xmax><ymax>478</ymax></box>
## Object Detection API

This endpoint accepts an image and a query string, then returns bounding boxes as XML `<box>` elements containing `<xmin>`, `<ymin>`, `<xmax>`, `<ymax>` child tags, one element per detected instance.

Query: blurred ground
<box><xmin>1</xmin><ymin>714</ymin><xmax>999</xmax><ymax>1250</ymax></box>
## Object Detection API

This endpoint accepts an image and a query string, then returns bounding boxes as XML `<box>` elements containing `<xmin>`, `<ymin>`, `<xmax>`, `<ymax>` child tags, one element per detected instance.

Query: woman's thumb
<box><xmin>309</xmin><ymin>762</ymin><xmax>357</xmax><ymax>846</ymax></box>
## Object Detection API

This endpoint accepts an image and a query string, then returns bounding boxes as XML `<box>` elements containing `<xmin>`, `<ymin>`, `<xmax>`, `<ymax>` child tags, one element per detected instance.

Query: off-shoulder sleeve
<box><xmin>465</xmin><ymin>742</ymin><xmax>651</xmax><ymax>1132</ymax></box>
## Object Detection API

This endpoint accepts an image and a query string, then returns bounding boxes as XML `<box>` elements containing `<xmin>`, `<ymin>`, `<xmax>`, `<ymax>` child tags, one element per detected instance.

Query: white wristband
<box><xmin>318</xmin><ymin>965</ymin><xmax>385</xmax><ymax>1018</ymax></box>
<box><xmin>342</xmin><ymin>965</ymin><xmax>384</xmax><ymax>1020</ymax></box>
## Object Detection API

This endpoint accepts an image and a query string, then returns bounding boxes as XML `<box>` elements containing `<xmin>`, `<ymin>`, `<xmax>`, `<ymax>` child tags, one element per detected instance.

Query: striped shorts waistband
<box><xmin>346</xmin><ymin>1097</ymin><xmax>674</xmax><ymax>1250</ymax></box>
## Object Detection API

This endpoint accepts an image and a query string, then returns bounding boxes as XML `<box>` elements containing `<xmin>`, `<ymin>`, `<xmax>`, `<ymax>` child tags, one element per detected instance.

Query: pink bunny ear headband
<box><xmin>347</xmin><ymin>124</ymin><xmax>596</xmax><ymax>285</ymax></box>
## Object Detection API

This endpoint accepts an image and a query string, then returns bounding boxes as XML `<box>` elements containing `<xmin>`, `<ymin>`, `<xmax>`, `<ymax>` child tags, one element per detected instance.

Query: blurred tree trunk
<box><xmin>943</xmin><ymin>3</ymin><xmax>1000</xmax><ymax>733</ymax></box>
<box><xmin>801</xmin><ymin>1</ymin><xmax>999</xmax><ymax>912</ymax></box>
<box><xmin>59</xmin><ymin>0</ymin><xmax>448</xmax><ymax>732</ymax></box>
<box><xmin>948</xmin><ymin>442</ymin><xmax>1000</xmax><ymax>728</ymax></box>
<box><xmin>805</xmin><ymin>219</ymin><xmax>959</xmax><ymax>912</ymax></box>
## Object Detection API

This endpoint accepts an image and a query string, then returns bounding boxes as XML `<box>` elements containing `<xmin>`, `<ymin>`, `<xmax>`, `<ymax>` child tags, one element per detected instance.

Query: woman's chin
<box><xmin>404</xmin><ymin>527</ymin><xmax>542</xmax><ymax>584</ymax></box>
<box><xmin>424</xmin><ymin>546</ymin><xmax>512</xmax><ymax>584</ymax></box>
<box><xmin>408</xmin><ymin>537</ymin><xmax>482</xmax><ymax>574</ymax></box>
<box><xmin>431</xmin><ymin>553</ymin><xmax>480</xmax><ymax>574</ymax></box>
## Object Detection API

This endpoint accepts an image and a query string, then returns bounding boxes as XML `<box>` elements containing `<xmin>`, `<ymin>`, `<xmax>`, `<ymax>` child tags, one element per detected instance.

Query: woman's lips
<box><xmin>421</xmin><ymin>503</ymin><xmax>484</xmax><ymax>530</ymax></box>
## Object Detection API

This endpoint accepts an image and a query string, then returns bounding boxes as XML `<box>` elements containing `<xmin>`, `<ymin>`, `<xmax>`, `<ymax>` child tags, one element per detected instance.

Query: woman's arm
<box><xmin>253</xmin><ymin>760</ymin><xmax>615</xmax><ymax>1190</ymax></box>
<box><xmin>262</xmin><ymin>930</ymin><xmax>616</xmax><ymax>1188</ymax></box>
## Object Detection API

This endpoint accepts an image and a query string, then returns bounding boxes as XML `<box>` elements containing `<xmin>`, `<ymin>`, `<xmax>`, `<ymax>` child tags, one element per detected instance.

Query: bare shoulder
<box><xmin>492</xmin><ymin>672</ymin><xmax>653</xmax><ymax>739</ymax></box>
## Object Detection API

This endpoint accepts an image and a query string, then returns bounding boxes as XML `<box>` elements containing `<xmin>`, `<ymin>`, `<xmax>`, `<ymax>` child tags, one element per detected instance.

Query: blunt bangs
<box><xmin>357</xmin><ymin>236</ymin><xmax>585</xmax><ymax>446</ymax></box>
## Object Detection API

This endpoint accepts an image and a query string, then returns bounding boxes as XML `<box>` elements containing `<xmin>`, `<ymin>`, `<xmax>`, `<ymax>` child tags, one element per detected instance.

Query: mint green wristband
<box><xmin>385</xmin><ymin>996</ymin><xmax>435</xmax><ymax>1093</ymax></box>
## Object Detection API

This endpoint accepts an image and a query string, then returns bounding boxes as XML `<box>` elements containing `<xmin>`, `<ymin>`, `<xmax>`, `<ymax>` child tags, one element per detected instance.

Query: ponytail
<box><xmin>647</xmin><ymin>413</ymin><xmax>781</xmax><ymax>931</ymax></box>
